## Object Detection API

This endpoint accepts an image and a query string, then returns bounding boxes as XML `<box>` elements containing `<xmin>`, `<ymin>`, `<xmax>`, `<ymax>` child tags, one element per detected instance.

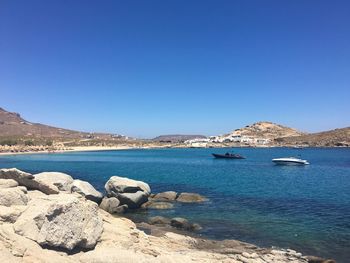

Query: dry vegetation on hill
<box><xmin>276</xmin><ymin>127</ymin><xmax>350</xmax><ymax>147</ymax></box>
<box><xmin>228</xmin><ymin>121</ymin><xmax>305</xmax><ymax>139</ymax></box>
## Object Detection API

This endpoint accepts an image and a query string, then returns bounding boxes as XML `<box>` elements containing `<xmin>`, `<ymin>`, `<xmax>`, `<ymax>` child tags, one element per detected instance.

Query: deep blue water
<box><xmin>0</xmin><ymin>148</ymin><xmax>349</xmax><ymax>262</ymax></box>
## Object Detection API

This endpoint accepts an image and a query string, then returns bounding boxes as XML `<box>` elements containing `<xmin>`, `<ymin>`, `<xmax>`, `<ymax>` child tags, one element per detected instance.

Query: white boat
<box><xmin>272</xmin><ymin>157</ymin><xmax>309</xmax><ymax>165</ymax></box>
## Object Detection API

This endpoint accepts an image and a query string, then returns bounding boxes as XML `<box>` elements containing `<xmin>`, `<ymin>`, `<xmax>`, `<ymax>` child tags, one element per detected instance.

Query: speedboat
<box><xmin>272</xmin><ymin>157</ymin><xmax>309</xmax><ymax>165</ymax></box>
<box><xmin>212</xmin><ymin>153</ymin><xmax>245</xmax><ymax>159</ymax></box>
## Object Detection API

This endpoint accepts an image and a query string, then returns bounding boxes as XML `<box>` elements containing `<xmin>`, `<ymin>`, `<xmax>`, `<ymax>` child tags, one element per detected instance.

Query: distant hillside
<box><xmin>152</xmin><ymin>134</ymin><xmax>207</xmax><ymax>143</ymax></box>
<box><xmin>276</xmin><ymin>127</ymin><xmax>350</xmax><ymax>147</ymax></box>
<box><xmin>0</xmin><ymin>107</ymin><xmax>129</xmax><ymax>143</ymax></box>
<box><xmin>0</xmin><ymin>107</ymin><xmax>86</xmax><ymax>138</ymax></box>
<box><xmin>218</xmin><ymin>121</ymin><xmax>305</xmax><ymax>141</ymax></box>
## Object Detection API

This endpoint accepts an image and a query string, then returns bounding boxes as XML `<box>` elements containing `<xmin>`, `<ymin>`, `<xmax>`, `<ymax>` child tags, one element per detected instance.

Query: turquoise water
<box><xmin>0</xmin><ymin>148</ymin><xmax>349</xmax><ymax>262</ymax></box>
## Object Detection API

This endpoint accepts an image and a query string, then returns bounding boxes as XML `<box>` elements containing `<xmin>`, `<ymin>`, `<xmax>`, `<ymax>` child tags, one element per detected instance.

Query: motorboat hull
<box><xmin>272</xmin><ymin>158</ymin><xmax>309</xmax><ymax>165</ymax></box>
<box><xmin>212</xmin><ymin>153</ymin><xmax>245</xmax><ymax>159</ymax></box>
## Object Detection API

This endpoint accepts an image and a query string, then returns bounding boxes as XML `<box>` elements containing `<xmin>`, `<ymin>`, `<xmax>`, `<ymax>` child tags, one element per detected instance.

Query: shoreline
<box><xmin>1</xmin><ymin>144</ymin><xmax>349</xmax><ymax>157</ymax></box>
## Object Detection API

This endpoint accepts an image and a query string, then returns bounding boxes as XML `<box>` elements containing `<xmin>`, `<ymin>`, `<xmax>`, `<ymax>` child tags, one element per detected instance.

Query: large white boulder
<box><xmin>0</xmin><ymin>168</ymin><xmax>59</xmax><ymax>195</ymax></box>
<box><xmin>34</xmin><ymin>172</ymin><xmax>74</xmax><ymax>191</ymax></box>
<box><xmin>105</xmin><ymin>176</ymin><xmax>151</xmax><ymax>196</ymax></box>
<box><xmin>70</xmin><ymin>179</ymin><xmax>103</xmax><ymax>203</ymax></box>
<box><xmin>14</xmin><ymin>193</ymin><xmax>103</xmax><ymax>250</ymax></box>
<box><xmin>104</xmin><ymin>176</ymin><xmax>151</xmax><ymax>209</ymax></box>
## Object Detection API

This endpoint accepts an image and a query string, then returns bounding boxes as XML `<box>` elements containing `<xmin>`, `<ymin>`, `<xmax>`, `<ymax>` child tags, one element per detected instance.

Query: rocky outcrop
<box><xmin>105</xmin><ymin>176</ymin><xmax>150</xmax><ymax>209</ymax></box>
<box><xmin>34</xmin><ymin>172</ymin><xmax>74</xmax><ymax>191</ymax></box>
<box><xmin>0</xmin><ymin>168</ymin><xmax>324</xmax><ymax>262</ymax></box>
<box><xmin>71</xmin><ymin>179</ymin><xmax>103</xmax><ymax>203</ymax></box>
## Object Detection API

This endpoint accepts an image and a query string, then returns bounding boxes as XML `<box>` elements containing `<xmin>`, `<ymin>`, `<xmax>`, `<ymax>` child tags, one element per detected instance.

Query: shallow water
<box><xmin>0</xmin><ymin>148</ymin><xmax>349</xmax><ymax>262</ymax></box>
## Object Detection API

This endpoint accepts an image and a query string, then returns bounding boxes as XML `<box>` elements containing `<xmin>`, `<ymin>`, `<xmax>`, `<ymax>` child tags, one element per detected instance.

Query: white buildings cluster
<box><xmin>184</xmin><ymin>134</ymin><xmax>271</xmax><ymax>147</ymax></box>
<box><xmin>209</xmin><ymin>134</ymin><xmax>271</xmax><ymax>145</ymax></box>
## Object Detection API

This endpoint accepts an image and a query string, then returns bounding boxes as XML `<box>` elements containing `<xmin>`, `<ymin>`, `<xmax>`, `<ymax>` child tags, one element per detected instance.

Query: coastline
<box><xmin>1</xmin><ymin>144</ymin><xmax>349</xmax><ymax>157</ymax></box>
<box><xmin>0</xmin><ymin>167</ymin><xmax>333</xmax><ymax>263</ymax></box>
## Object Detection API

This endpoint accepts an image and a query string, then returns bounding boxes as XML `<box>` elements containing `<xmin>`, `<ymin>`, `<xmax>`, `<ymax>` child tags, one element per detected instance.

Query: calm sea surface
<box><xmin>0</xmin><ymin>148</ymin><xmax>349</xmax><ymax>262</ymax></box>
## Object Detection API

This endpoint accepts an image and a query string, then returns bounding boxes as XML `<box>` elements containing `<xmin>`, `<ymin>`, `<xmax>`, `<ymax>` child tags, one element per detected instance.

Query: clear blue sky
<box><xmin>1</xmin><ymin>0</ymin><xmax>349</xmax><ymax>138</ymax></box>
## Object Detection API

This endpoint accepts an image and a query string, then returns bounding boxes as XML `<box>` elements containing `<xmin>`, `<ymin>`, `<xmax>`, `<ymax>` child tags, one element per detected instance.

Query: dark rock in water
<box><xmin>191</xmin><ymin>223</ymin><xmax>202</xmax><ymax>231</ymax></box>
<box><xmin>117</xmin><ymin>191</ymin><xmax>148</xmax><ymax>209</ymax></box>
<box><xmin>142</xmin><ymin>201</ymin><xmax>174</xmax><ymax>210</ymax></box>
<box><xmin>99</xmin><ymin>197</ymin><xmax>120</xmax><ymax>213</ymax></box>
<box><xmin>114</xmin><ymin>204</ymin><xmax>128</xmax><ymax>213</ymax></box>
<box><xmin>170</xmin><ymin>217</ymin><xmax>191</xmax><ymax>231</ymax></box>
<box><xmin>176</xmin><ymin>192</ymin><xmax>207</xmax><ymax>203</ymax></box>
<box><xmin>170</xmin><ymin>217</ymin><xmax>203</xmax><ymax>231</ymax></box>
<box><xmin>305</xmin><ymin>255</ymin><xmax>336</xmax><ymax>263</ymax></box>
<box><xmin>148</xmin><ymin>216</ymin><xmax>171</xmax><ymax>225</ymax></box>
<box><xmin>153</xmin><ymin>191</ymin><xmax>177</xmax><ymax>201</ymax></box>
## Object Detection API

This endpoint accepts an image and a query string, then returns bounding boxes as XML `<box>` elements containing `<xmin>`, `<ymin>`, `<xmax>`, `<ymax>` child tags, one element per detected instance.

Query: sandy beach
<box><xmin>0</xmin><ymin>145</ymin><xmax>135</xmax><ymax>156</ymax></box>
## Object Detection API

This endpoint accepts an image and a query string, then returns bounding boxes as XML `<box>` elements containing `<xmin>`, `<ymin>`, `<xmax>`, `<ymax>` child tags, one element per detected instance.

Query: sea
<box><xmin>0</xmin><ymin>147</ymin><xmax>349</xmax><ymax>262</ymax></box>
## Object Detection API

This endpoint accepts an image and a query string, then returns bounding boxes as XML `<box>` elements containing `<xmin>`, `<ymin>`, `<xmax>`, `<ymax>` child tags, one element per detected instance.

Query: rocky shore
<box><xmin>0</xmin><ymin>168</ymin><xmax>334</xmax><ymax>262</ymax></box>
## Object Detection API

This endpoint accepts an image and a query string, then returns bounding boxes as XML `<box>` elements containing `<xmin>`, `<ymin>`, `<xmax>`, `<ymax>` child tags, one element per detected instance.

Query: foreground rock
<box><xmin>14</xmin><ymin>193</ymin><xmax>103</xmax><ymax>250</ymax></box>
<box><xmin>105</xmin><ymin>176</ymin><xmax>151</xmax><ymax>208</ymax></box>
<box><xmin>0</xmin><ymin>187</ymin><xmax>29</xmax><ymax>207</ymax></box>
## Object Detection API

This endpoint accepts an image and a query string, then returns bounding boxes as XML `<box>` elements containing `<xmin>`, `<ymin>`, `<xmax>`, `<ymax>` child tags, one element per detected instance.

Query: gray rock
<box><xmin>170</xmin><ymin>217</ymin><xmax>202</xmax><ymax>231</ymax></box>
<box><xmin>34</xmin><ymin>172</ymin><xmax>74</xmax><ymax>191</ymax></box>
<box><xmin>0</xmin><ymin>168</ymin><xmax>59</xmax><ymax>195</ymax></box>
<box><xmin>305</xmin><ymin>255</ymin><xmax>336</xmax><ymax>263</ymax></box>
<box><xmin>0</xmin><ymin>205</ymin><xmax>27</xmax><ymax>223</ymax></box>
<box><xmin>70</xmin><ymin>179</ymin><xmax>103</xmax><ymax>203</ymax></box>
<box><xmin>20</xmin><ymin>177</ymin><xmax>59</xmax><ymax>195</ymax></box>
<box><xmin>104</xmin><ymin>176</ymin><xmax>151</xmax><ymax>209</ymax></box>
<box><xmin>0</xmin><ymin>179</ymin><xmax>19</xmax><ymax>188</ymax></box>
<box><xmin>170</xmin><ymin>217</ymin><xmax>190</xmax><ymax>229</ymax></box>
<box><xmin>0</xmin><ymin>168</ymin><xmax>34</xmax><ymax>181</ymax></box>
<box><xmin>99</xmin><ymin>197</ymin><xmax>121</xmax><ymax>213</ymax></box>
<box><xmin>0</xmin><ymin>187</ymin><xmax>29</xmax><ymax>207</ymax></box>
<box><xmin>117</xmin><ymin>191</ymin><xmax>148</xmax><ymax>209</ymax></box>
<box><xmin>143</xmin><ymin>201</ymin><xmax>174</xmax><ymax>210</ymax></box>
<box><xmin>14</xmin><ymin>193</ymin><xmax>103</xmax><ymax>251</ymax></box>
<box><xmin>148</xmin><ymin>216</ymin><xmax>171</xmax><ymax>225</ymax></box>
<box><xmin>105</xmin><ymin>176</ymin><xmax>151</xmax><ymax>196</ymax></box>
<box><xmin>176</xmin><ymin>192</ymin><xmax>207</xmax><ymax>203</ymax></box>
<box><xmin>153</xmin><ymin>191</ymin><xmax>177</xmax><ymax>201</ymax></box>
<box><xmin>114</xmin><ymin>204</ymin><xmax>128</xmax><ymax>213</ymax></box>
